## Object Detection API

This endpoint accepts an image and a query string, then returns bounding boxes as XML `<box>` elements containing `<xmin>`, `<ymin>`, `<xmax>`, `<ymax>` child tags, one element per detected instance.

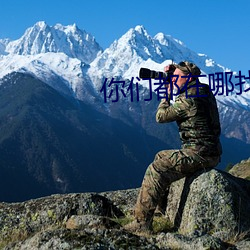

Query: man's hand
<box><xmin>164</xmin><ymin>65</ymin><xmax>171</xmax><ymax>72</ymax></box>
<box><xmin>164</xmin><ymin>65</ymin><xmax>173</xmax><ymax>94</ymax></box>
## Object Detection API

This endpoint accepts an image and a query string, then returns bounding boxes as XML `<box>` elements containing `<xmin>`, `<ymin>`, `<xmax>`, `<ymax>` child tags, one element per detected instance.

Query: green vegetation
<box><xmin>112</xmin><ymin>215</ymin><xmax>134</xmax><ymax>227</ymax></box>
<box><xmin>113</xmin><ymin>214</ymin><xmax>174</xmax><ymax>234</ymax></box>
<box><xmin>152</xmin><ymin>216</ymin><xmax>174</xmax><ymax>234</ymax></box>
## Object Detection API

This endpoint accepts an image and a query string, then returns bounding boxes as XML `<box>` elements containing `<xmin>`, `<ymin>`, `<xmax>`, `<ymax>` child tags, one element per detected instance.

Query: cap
<box><xmin>175</xmin><ymin>61</ymin><xmax>201</xmax><ymax>75</ymax></box>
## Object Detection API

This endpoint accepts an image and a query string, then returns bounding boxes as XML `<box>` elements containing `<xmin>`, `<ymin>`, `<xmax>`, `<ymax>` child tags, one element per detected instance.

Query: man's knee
<box><xmin>153</xmin><ymin>150</ymin><xmax>176</xmax><ymax>169</ymax></box>
<box><xmin>154</xmin><ymin>150</ymin><xmax>172</xmax><ymax>161</ymax></box>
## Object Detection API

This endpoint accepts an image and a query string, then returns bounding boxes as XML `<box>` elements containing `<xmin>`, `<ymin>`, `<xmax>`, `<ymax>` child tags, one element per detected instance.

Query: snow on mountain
<box><xmin>0</xmin><ymin>39</ymin><xmax>9</xmax><ymax>55</ymax></box>
<box><xmin>0</xmin><ymin>52</ymin><xmax>99</xmax><ymax>102</ymax></box>
<box><xmin>0</xmin><ymin>22</ymin><xmax>249</xmax><ymax>112</ymax></box>
<box><xmin>88</xmin><ymin>25</ymin><xmax>250</xmax><ymax>111</ymax></box>
<box><xmin>88</xmin><ymin>25</ymin><xmax>227</xmax><ymax>87</ymax></box>
<box><xmin>154</xmin><ymin>32</ymin><xmax>230</xmax><ymax>74</ymax></box>
<box><xmin>5</xmin><ymin>21</ymin><xmax>102</xmax><ymax>64</ymax></box>
<box><xmin>88</xmin><ymin>25</ymin><xmax>163</xmax><ymax>83</ymax></box>
<box><xmin>0</xmin><ymin>21</ymin><xmax>104</xmax><ymax>103</ymax></box>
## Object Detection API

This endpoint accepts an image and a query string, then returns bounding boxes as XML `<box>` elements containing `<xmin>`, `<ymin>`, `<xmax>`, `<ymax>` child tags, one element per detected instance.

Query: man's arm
<box><xmin>156</xmin><ymin>98</ymin><xmax>178</xmax><ymax>123</ymax></box>
<box><xmin>156</xmin><ymin>95</ymin><xmax>195</xmax><ymax>123</ymax></box>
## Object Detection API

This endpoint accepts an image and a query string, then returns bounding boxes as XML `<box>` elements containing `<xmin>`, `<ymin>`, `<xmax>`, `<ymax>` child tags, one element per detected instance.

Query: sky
<box><xmin>0</xmin><ymin>0</ymin><xmax>250</xmax><ymax>73</ymax></box>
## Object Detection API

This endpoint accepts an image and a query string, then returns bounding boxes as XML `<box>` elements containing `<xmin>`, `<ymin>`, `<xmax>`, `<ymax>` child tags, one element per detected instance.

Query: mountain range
<box><xmin>0</xmin><ymin>21</ymin><xmax>249</xmax><ymax>201</ymax></box>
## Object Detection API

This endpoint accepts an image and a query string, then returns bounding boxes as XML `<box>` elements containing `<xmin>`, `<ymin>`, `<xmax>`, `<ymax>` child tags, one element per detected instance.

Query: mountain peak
<box><xmin>134</xmin><ymin>25</ymin><xmax>147</xmax><ymax>34</ymax></box>
<box><xmin>34</xmin><ymin>21</ymin><xmax>48</xmax><ymax>29</ymax></box>
<box><xmin>54</xmin><ymin>23</ymin><xmax>79</xmax><ymax>33</ymax></box>
<box><xmin>89</xmin><ymin>25</ymin><xmax>167</xmax><ymax>80</ymax></box>
<box><xmin>154</xmin><ymin>32</ymin><xmax>185</xmax><ymax>47</ymax></box>
<box><xmin>154</xmin><ymin>32</ymin><xmax>168</xmax><ymax>45</ymax></box>
<box><xmin>124</xmin><ymin>25</ymin><xmax>151</xmax><ymax>41</ymax></box>
<box><xmin>5</xmin><ymin>21</ymin><xmax>102</xmax><ymax>64</ymax></box>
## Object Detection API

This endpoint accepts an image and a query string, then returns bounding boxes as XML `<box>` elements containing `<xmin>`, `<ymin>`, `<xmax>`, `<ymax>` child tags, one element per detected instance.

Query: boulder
<box><xmin>165</xmin><ymin>169</ymin><xmax>250</xmax><ymax>241</ymax></box>
<box><xmin>156</xmin><ymin>232</ymin><xmax>227</xmax><ymax>250</ymax></box>
<box><xmin>0</xmin><ymin>193</ymin><xmax>124</xmax><ymax>248</ymax></box>
<box><xmin>229</xmin><ymin>158</ymin><xmax>250</xmax><ymax>180</ymax></box>
<box><xmin>1</xmin><ymin>169</ymin><xmax>250</xmax><ymax>249</ymax></box>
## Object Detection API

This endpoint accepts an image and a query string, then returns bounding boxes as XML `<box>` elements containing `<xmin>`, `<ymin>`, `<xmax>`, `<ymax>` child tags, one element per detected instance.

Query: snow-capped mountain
<box><xmin>0</xmin><ymin>22</ymin><xmax>249</xmax><ymax>201</ymax></box>
<box><xmin>0</xmin><ymin>22</ymin><xmax>103</xmax><ymax>102</ymax></box>
<box><xmin>0</xmin><ymin>53</ymin><xmax>98</xmax><ymax>101</ymax></box>
<box><xmin>3</xmin><ymin>21</ymin><xmax>102</xmax><ymax>64</ymax></box>
<box><xmin>89</xmin><ymin>25</ymin><xmax>228</xmax><ymax>84</ymax></box>
<box><xmin>0</xmin><ymin>22</ymin><xmax>250</xmax><ymax>143</ymax></box>
<box><xmin>1</xmin><ymin>22</ymin><xmax>249</xmax><ymax>109</ymax></box>
<box><xmin>88</xmin><ymin>25</ymin><xmax>250</xmax><ymax>111</ymax></box>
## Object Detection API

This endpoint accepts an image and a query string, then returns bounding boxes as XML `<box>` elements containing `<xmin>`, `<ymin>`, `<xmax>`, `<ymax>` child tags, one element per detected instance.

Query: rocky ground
<box><xmin>229</xmin><ymin>158</ymin><xmax>250</xmax><ymax>180</ymax></box>
<box><xmin>0</xmin><ymin>168</ymin><xmax>250</xmax><ymax>249</ymax></box>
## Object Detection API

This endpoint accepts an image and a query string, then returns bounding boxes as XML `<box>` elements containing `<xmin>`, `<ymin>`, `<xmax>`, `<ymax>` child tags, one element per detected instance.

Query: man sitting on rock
<box><xmin>124</xmin><ymin>61</ymin><xmax>222</xmax><ymax>233</ymax></box>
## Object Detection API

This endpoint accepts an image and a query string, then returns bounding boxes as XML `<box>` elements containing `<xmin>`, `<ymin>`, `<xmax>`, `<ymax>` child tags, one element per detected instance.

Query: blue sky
<box><xmin>0</xmin><ymin>0</ymin><xmax>249</xmax><ymax>73</ymax></box>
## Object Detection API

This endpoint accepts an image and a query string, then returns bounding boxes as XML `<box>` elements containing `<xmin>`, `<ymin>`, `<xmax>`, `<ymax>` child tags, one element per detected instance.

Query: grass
<box><xmin>112</xmin><ymin>216</ymin><xmax>134</xmax><ymax>227</ymax></box>
<box><xmin>152</xmin><ymin>216</ymin><xmax>174</xmax><ymax>234</ymax></box>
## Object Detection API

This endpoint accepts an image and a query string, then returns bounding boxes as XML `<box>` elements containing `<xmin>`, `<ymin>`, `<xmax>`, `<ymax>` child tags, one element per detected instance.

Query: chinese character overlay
<box><xmin>100</xmin><ymin>70</ymin><xmax>250</xmax><ymax>103</ymax></box>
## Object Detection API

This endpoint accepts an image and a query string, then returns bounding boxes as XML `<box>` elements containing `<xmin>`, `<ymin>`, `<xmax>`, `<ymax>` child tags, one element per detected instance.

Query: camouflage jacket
<box><xmin>156</xmin><ymin>80</ymin><xmax>222</xmax><ymax>157</ymax></box>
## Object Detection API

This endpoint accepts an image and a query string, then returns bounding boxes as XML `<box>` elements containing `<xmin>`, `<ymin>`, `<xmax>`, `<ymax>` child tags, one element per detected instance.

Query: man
<box><xmin>124</xmin><ymin>61</ymin><xmax>222</xmax><ymax>233</ymax></box>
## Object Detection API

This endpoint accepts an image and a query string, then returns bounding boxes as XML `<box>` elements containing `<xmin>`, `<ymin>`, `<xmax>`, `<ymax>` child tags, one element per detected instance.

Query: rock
<box><xmin>0</xmin><ymin>193</ymin><xmax>124</xmax><ymax>248</ymax></box>
<box><xmin>4</xmin><ymin>228</ymin><xmax>161</xmax><ymax>250</ymax></box>
<box><xmin>229</xmin><ymin>158</ymin><xmax>250</xmax><ymax>180</ymax></box>
<box><xmin>165</xmin><ymin>169</ymin><xmax>250</xmax><ymax>241</ymax></box>
<box><xmin>65</xmin><ymin>214</ymin><xmax>120</xmax><ymax>230</ymax></box>
<box><xmin>235</xmin><ymin>240</ymin><xmax>250</xmax><ymax>250</ymax></box>
<box><xmin>156</xmin><ymin>232</ymin><xmax>228</xmax><ymax>250</ymax></box>
<box><xmin>101</xmin><ymin>188</ymin><xmax>140</xmax><ymax>215</ymax></box>
<box><xmin>1</xmin><ymin>168</ymin><xmax>250</xmax><ymax>249</ymax></box>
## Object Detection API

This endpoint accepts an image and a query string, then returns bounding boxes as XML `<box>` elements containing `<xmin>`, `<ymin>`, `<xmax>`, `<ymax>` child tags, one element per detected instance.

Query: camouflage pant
<box><xmin>134</xmin><ymin>149</ymin><xmax>220</xmax><ymax>223</ymax></box>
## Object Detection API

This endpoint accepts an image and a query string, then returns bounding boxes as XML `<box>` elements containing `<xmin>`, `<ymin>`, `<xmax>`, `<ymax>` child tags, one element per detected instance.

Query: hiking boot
<box><xmin>124</xmin><ymin>219</ymin><xmax>152</xmax><ymax>234</ymax></box>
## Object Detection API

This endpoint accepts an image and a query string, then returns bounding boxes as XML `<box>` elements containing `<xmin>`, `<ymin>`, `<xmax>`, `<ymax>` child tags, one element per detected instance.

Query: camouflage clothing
<box><xmin>134</xmin><ymin>79</ymin><xmax>222</xmax><ymax>224</ymax></box>
<box><xmin>156</xmin><ymin>80</ymin><xmax>222</xmax><ymax>157</ymax></box>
